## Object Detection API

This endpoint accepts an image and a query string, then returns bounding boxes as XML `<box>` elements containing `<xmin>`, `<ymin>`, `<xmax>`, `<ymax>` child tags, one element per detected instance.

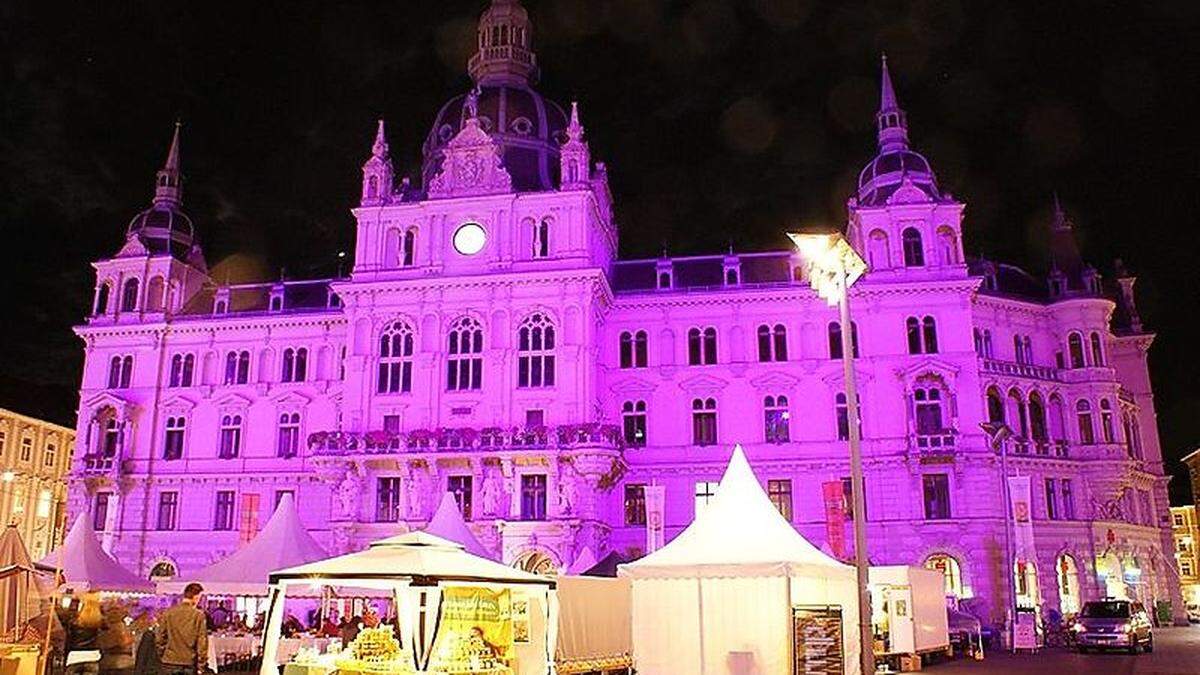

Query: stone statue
<box><xmin>406</xmin><ymin>472</ymin><xmax>425</xmax><ymax>520</ymax></box>
<box><xmin>464</xmin><ymin>85</ymin><xmax>481</xmax><ymax>120</ymax></box>
<box><xmin>482</xmin><ymin>469</ymin><xmax>505</xmax><ymax>518</ymax></box>
<box><xmin>336</xmin><ymin>466</ymin><xmax>363</xmax><ymax>520</ymax></box>
<box><xmin>558</xmin><ymin>474</ymin><xmax>578</xmax><ymax>516</ymax></box>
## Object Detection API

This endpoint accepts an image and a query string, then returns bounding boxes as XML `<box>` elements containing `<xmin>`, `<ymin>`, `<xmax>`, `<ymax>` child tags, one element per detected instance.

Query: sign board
<box><xmin>1013</xmin><ymin>611</ymin><xmax>1038</xmax><ymax>650</ymax></box>
<box><xmin>793</xmin><ymin>605</ymin><xmax>843</xmax><ymax>675</ymax></box>
<box><xmin>644</xmin><ymin>484</ymin><xmax>665</xmax><ymax>553</ymax></box>
<box><xmin>821</xmin><ymin>481</ymin><xmax>846</xmax><ymax>559</ymax></box>
<box><xmin>427</xmin><ymin>587</ymin><xmax>514</xmax><ymax>671</ymax></box>
<box><xmin>1007</xmin><ymin>476</ymin><xmax>1036</xmax><ymax>563</ymax></box>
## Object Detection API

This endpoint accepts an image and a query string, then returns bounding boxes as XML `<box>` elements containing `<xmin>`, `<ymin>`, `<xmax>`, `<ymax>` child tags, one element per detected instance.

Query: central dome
<box><xmin>422</xmin><ymin>84</ymin><xmax>568</xmax><ymax>193</ymax></box>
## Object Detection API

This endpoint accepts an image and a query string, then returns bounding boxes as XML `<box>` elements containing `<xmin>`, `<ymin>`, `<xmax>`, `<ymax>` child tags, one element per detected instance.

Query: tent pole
<box><xmin>696</xmin><ymin>577</ymin><xmax>706</xmax><ymax>675</ymax></box>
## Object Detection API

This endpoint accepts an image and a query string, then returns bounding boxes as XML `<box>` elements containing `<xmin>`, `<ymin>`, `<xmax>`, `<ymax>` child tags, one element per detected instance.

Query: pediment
<box><xmin>820</xmin><ymin>368</ymin><xmax>875</xmax><ymax>389</ymax></box>
<box><xmin>887</xmin><ymin>177</ymin><xmax>934</xmax><ymax>205</ymax></box>
<box><xmin>748</xmin><ymin>371</ymin><xmax>801</xmax><ymax>393</ymax></box>
<box><xmin>677</xmin><ymin>373</ymin><xmax>729</xmax><ymax>394</ymax></box>
<box><xmin>82</xmin><ymin>391</ymin><xmax>133</xmax><ymax>414</ymax></box>
<box><xmin>894</xmin><ymin>356</ymin><xmax>961</xmax><ymax>383</ymax></box>
<box><xmin>160</xmin><ymin>394</ymin><xmax>197</xmax><ymax>411</ymax></box>
<box><xmin>213</xmin><ymin>392</ymin><xmax>253</xmax><ymax>409</ymax></box>
<box><xmin>271</xmin><ymin>389</ymin><xmax>313</xmax><ymax>406</ymax></box>
<box><xmin>609</xmin><ymin>377</ymin><xmax>657</xmax><ymax>397</ymax></box>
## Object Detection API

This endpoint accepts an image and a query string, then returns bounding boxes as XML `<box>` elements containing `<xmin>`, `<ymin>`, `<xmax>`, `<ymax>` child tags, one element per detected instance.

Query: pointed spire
<box><xmin>566</xmin><ymin>100</ymin><xmax>584</xmax><ymax>141</ymax></box>
<box><xmin>559</xmin><ymin>100</ymin><xmax>591</xmax><ymax>189</ymax></box>
<box><xmin>153</xmin><ymin>121</ymin><xmax>184</xmax><ymax>208</ymax></box>
<box><xmin>371</xmin><ymin>119</ymin><xmax>390</xmax><ymax>159</ymax></box>
<box><xmin>1051</xmin><ymin>191</ymin><xmax>1070</xmax><ymax>230</ymax></box>
<box><xmin>875</xmin><ymin>54</ymin><xmax>909</xmax><ymax>153</ymax></box>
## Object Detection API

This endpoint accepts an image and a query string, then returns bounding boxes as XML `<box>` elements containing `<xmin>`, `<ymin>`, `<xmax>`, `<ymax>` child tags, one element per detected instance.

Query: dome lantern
<box><xmin>468</xmin><ymin>0</ymin><xmax>538</xmax><ymax>86</ymax></box>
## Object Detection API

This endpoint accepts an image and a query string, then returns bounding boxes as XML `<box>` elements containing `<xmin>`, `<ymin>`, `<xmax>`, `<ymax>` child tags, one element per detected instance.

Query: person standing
<box><xmin>156</xmin><ymin>583</ymin><xmax>209</xmax><ymax>675</ymax></box>
<box><xmin>63</xmin><ymin>593</ymin><xmax>103</xmax><ymax>675</ymax></box>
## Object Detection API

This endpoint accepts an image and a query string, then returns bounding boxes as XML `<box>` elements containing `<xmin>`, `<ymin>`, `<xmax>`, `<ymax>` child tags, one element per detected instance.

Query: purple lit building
<box><xmin>70</xmin><ymin>0</ymin><xmax>1183</xmax><ymax>624</ymax></box>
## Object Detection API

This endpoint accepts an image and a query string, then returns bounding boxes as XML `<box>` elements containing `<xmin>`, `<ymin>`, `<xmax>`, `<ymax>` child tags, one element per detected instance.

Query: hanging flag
<box><xmin>822</xmin><ymin>481</ymin><xmax>846</xmax><ymax>559</ymax></box>
<box><xmin>1008</xmin><ymin>476</ymin><xmax>1036</xmax><ymax>563</ymax></box>
<box><xmin>644</xmin><ymin>484</ymin><xmax>665</xmax><ymax>553</ymax></box>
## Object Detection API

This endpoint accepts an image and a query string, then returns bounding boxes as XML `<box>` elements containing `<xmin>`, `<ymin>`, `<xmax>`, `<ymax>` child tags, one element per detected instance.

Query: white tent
<box><xmin>422</xmin><ymin>492</ymin><xmax>492</xmax><ymax>559</ymax></box>
<box><xmin>619</xmin><ymin>445</ymin><xmax>860</xmax><ymax>675</ymax></box>
<box><xmin>159</xmin><ymin>493</ymin><xmax>327</xmax><ymax>595</ymax></box>
<box><xmin>262</xmin><ymin>531</ymin><xmax>558</xmax><ymax>675</ymax></box>
<box><xmin>0</xmin><ymin>526</ymin><xmax>44</xmax><ymax>636</ymax></box>
<box><xmin>37</xmin><ymin>515</ymin><xmax>153</xmax><ymax>594</ymax></box>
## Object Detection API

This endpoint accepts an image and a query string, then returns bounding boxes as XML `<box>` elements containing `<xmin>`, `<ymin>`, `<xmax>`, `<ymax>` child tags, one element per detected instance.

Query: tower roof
<box><xmin>468</xmin><ymin>0</ymin><xmax>538</xmax><ymax>86</ymax></box>
<box><xmin>124</xmin><ymin>122</ymin><xmax>201</xmax><ymax>262</ymax></box>
<box><xmin>855</xmin><ymin>56</ymin><xmax>940</xmax><ymax>207</ymax></box>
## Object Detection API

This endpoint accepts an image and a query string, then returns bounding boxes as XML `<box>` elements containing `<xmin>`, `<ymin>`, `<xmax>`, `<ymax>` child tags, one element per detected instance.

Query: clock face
<box><xmin>453</xmin><ymin>222</ymin><xmax>487</xmax><ymax>255</ymax></box>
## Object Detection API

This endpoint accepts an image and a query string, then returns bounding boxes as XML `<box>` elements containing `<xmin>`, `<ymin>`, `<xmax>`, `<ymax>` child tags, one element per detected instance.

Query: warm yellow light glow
<box><xmin>2</xmin><ymin>472</ymin><xmax>13</xmax><ymax>482</ymax></box>
<box><xmin>787</xmin><ymin>232</ymin><xmax>868</xmax><ymax>306</ymax></box>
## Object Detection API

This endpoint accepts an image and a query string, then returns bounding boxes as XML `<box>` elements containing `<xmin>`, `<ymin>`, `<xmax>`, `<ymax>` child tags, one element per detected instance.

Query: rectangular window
<box><xmin>841</xmin><ymin>476</ymin><xmax>866</xmax><ymax>521</ymax></box>
<box><xmin>692</xmin><ymin>405</ymin><xmax>717</xmax><ymax>446</ymax></box>
<box><xmin>764</xmin><ymin>399</ymin><xmax>790</xmax><ymax>443</ymax></box>
<box><xmin>274</xmin><ymin>490</ymin><xmax>295</xmax><ymax>511</ymax></box>
<box><xmin>93</xmin><ymin>492</ymin><xmax>111</xmax><ymax>531</ymax></box>
<box><xmin>1175</xmin><ymin>514</ymin><xmax>1185</xmax><ymax>527</ymax></box>
<box><xmin>520</xmin><ymin>475</ymin><xmax>547</xmax><ymax>521</ymax></box>
<box><xmin>622</xmin><ymin>402</ymin><xmax>647</xmax><ymax>447</ymax></box>
<box><xmin>1183</xmin><ymin>561</ymin><xmax>1194</xmax><ymax>577</ymax></box>
<box><xmin>157</xmin><ymin>492</ymin><xmax>179</xmax><ymax>531</ymax></box>
<box><xmin>239</xmin><ymin>493</ymin><xmax>261</xmax><ymax>543</ymax></box>
<box><xmin>20</xmin><ymin>438</ymin><xmax>31</xmax><ymax>462</ymax></box>
<box><xmin>449</xmin><ymin>476</ymin><xmax>473</xmax><ymax>521</ymax></box>
<box><xmin>36</xmin><ymin>489</ymin><xmax>51</xmax><ymax>519</ymax></box>
<box><xmin>213</xmin><ymin>490</ymin><xmax>236</xmax><ymax>531</ymax></box>
<box><xmin>163</xmin><ymin>418</ymin><xmax>185</xmax><ymax>460</ymax></box>
<box><xmin>1045</xmin><ymin>478</ymin><xmax>1059</xmax><ymax>520</ymax></box>
<box><xmin>44</xmin><ymin>444</ymin><xmax>56</xmax><ymax>467</ymax></box>
<box><xmin>1061</xmin><ymin>479</ymin><xmax>1075</xmax><ymax>520</ymax></box>
<box><xmin>624</xmin><ymin>484</ymin><xmax>646</xmax><ymax>525</ymax></box>
<box><xmin>694</xmin><ymin>481</ymin><xmax>718</xmax><ymax>516</ymax></box>
<box><xmin>768</xmin><ymin>479</ymin><xmax>793</xmax><ymax>522</ymax></box>
<box><xmin>383</xmin><ymin>414</ymin><xmax>401</xmax><ymax>434</ymax></box>
<box><xmin>376</xmin><ymin>478</ymin><xmax>402</xmax><ymax>522</ymax></box>
<box><xmin>922</xmin><ymin>474</ymin><xmax>951</xmax><ymax>520</ymax></box>
<box><xmin>525</xmin><ymin>409</ymin><xmax>545</xmax><ymax>428</ymax></box>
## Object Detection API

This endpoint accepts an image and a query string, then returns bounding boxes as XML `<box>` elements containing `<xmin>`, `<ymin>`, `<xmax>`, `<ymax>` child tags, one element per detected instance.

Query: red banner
<box><xmin>822</xmin><ymin>481</ymin><xmax>846</xmax><ymax>559</ymax></box>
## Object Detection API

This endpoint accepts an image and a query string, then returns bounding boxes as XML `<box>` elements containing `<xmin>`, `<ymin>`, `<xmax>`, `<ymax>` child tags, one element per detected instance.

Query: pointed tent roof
<box><xmin>566</xmin><ymin>547</ymin><xmax>598</xmax><ymax>576</ymax></box>
<box><xmin>164</xmin><ymin>493</ymin><xmax>328</xmax><ymax>595</ymax></box>
<box><xmin>271</xmin><ymin>530</ymin><xmax>553</xmax><ymax>588</ymax></box>
<box><xmin>37</xmin><ymin>515</ymin><xmax>153</xmax><ymax>593</ymax></box>
<box><xmin>620</xmin><ymin>446</ymin><xmax>852</xmax><ymax>579</ymax></box>
<box><xmin>0</xmin><ymin>526</ymin><xmax>34</xmax><ymax>575</ymax></box>
<box><xmin>422</xmin><ymin>493</ymin><xmax>491</xmax><ymax>559</ymax></box>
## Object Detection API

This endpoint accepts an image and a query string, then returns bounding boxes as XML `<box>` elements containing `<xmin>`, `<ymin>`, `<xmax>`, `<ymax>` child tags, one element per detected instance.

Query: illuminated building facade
<box><xmin>0</xmin><ymin>407</ymin><xmax>73</xmax><ymax>559</ymax></box>
<box><xmin>69</xmin><ymin>0</ymin><xmax>1183</xmax><ymax>623</ymax></box>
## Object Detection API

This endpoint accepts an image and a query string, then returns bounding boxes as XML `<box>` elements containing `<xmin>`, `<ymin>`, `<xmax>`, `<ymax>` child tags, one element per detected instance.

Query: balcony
<box><xmin>979</xmin><ymin>358</ymin><xmax>1060</xmax><ymax>382</ymax></box>
<box><xmin>77</xmin><ymin>454</ymin><xmax>120</xmax><ymax>477</ymax></box>
<box><xmin>913</xmin><ymin>430</ymin><xmax>957</xmax><ymax>463</ymax></box>
<box><xmin>308</xmin><ymin>423</ymin><xmax>624</xmax><ymax>457</ymax></box>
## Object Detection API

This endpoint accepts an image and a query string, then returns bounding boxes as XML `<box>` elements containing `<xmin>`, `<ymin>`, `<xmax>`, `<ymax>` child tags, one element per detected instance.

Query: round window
<box><xmin>453</xmin><ymin>222</ymin><xmax>487</xmax><ymax>255</ymax></box>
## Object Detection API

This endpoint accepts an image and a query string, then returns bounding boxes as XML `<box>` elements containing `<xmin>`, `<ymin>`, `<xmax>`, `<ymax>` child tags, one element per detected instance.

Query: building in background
<box><xmin>68</xmin><ymin>0</ymin><xmax>1184</xmax><ymax>624</ymax></box>
<box><xmin>0</xmin><ymin>407</ymin><xmax>73</xmax><ymax>559</ymax></box>
<box><xmin>1170</xmin><ymin>505</ymin><xmax>1199</xmax><ymax>608</ymax></box>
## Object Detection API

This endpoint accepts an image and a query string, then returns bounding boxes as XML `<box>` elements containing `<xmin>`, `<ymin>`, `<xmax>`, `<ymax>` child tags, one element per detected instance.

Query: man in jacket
<box><xmin>156</xmin><ymin>583</ymin><xmax>209</xmax><ymax>675</ymax></box>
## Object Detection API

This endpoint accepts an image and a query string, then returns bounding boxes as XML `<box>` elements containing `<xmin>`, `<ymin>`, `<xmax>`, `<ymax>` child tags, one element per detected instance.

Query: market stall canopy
<box><xmin>271</xmin><ymin>531</ymin><xmax>553</xmax><ymax>588</ymax></box>
<box><xmin>621</xmin><ymin>445</ymin><xmax>851</xmax><ymax>579</ymax></box>
<box><xmin>565</xmin><ymin>547</ymin><xmax>598</xmax><ymax>576</ymax></box>
<box><xmin>0</xmin><ymin>526</ymin><xmax>44</xmax><ymax>635</ymax></box>
<box><xmin>161</xmin><ymin>493</ymin><xmax>328</xmax><ymax>595</ymax></box>
<box><xmin>37</xmin><ymin>515</ymin><xmax>153</xmax><ymax>593</ymax></box>
<box><xmin>581</xmin><ymin>551</ymin><xmax>624</xmax><ymax>578</ymax></box>
<box><xmin>422</xmin><ymin>492</ymin><xmax>491</xmax><ymax>559</ymax></box>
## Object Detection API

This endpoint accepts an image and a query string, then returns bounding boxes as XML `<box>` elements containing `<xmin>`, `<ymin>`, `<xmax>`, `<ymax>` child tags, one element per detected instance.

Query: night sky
<box><xmin>3</xmin><ymin>1</ymin><xmax>1199</xmax><ymax>502</ymax></box>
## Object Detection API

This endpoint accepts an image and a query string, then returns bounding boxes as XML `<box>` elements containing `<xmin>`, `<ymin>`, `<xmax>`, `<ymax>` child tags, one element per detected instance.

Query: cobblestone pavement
<box><xmin>925</xmin><ymin>626</ymin><xmax>1200</xmax><ymax>674</ymax></box>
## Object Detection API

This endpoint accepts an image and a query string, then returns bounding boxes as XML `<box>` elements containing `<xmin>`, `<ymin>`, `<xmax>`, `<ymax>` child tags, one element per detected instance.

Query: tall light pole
<box><xmin>789</xmin><ymin>232</ymin><xmax>872</xmax><ymax>675</ymax></box>
<box><xmin>981</xmin><ymin>421</ymin><xmax>1016</xmax><ymax>651</ymax></box>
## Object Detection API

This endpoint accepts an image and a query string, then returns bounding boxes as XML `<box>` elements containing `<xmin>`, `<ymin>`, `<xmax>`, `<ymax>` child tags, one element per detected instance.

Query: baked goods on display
<box><xmin>335</xmin><ymin>625</ymin><xmax>414</xmax><ymax>673</ymax></box>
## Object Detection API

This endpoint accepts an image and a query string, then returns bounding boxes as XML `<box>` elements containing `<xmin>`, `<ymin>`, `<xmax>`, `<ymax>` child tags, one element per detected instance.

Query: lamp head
<box><xmin>787</xmin><ymin>231</ymin><xmax>868</xmax><ymax>305</ymax></box>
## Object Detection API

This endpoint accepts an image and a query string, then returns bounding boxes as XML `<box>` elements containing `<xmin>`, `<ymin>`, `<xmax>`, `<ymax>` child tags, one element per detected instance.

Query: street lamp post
<box><xmin>981</xmin><ymin>422</ymin><xmax>1016</xmax><ymax>651</ymax></box>
<box><xmin>789</xmin><ymin>232</ymin><xmax>873</xmax><ymax>675</ymax></box>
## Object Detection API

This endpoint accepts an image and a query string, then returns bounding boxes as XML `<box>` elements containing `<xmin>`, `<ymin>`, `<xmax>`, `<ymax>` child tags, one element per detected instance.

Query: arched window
<box><xmin>1028</xmin><ymin>393</ymin><xmax>1047</xmax><ymax>441</ymax></box>
<box><xmin>224</xmin><ymin>350</ymin><xmax>250</xmax><ymax>385</ymax></box>
<box><xmin>658</xmin><ymin>272</ymin><xmax>671</xmax><ymax>289</ymax></box>
<box><xmin>1090</xmin><ymin>332</ymin><xmax>1104</xmax><ymax>366</ymax></box>
<box><xmin>1067</xmin><ymin>332</ymin><xmax>1085</xmax><ymax>369</ymax></box>
<box><xmin>94</xmin><ymin>283</ymin><xmax>111</xmax><ymax>315</ymax></box>
<box><xmin>518</xmin><ymin>313</ymin><xmax>556</xmax><ymax>388</ymax></box>
<box><xmin>828</xmin><ymin>322</ymin><xmax>859</xmax><ymax>359</ymax></box>
<box><xmin>447</xmin><ymin>317</ymin><xmax>484</xmax><ymax>391</ymax></box>
<box><xmin>108</xmin><ymin>355</ymin><xmax>134</xmax><ymax>389</ymax></box>
<box><xmin>725</xmin><ymin>268</ymin><xmax>738</xmax><ymax>285</ymax></box>
<box><xmin>763</xmin><ymin>395</ymin><xmax>790</xmax><ymax>443</ymax></box>
<box><xmin>924</xmin><ymin>553</ymin><xmax>963</xmax><ymax>598</ymax></box>
<box><xmin>622</xmin><ymin>400</ymin><xmax>647</xmax><ymax>446</ymax></box>
<box><xmin>102</xmin><ymin>417</ymin><xmax>120</xmax><ymax>458</ymax></box>
<box><xmin>691</xmin><ymin>398</ymin><xmax>717</xmax><ymax>446</ymax></box>
<box><xmin>1008</xmin><ymin>389</ymin><xmax>1028</xmax><ymax>438</ymax></box>
<box><xmin>1048</xmin><ymin>395</ymin><xmax>1066</xmax><ymax>441</ymax></box>
<box><xmin>367</xmin><ymin>175</ymin><xmax>378</xmax><ymax>199</ymax></box>
<box><xmin>402</xmin><ymin>229</ymin><xmax>417</xmax><ymax>267</ymax></box>
<box><xmin>377</xmin><ymin>320</ymin><xmax>414</xmax><ymax>394</ymax></box>
<box><xmin>906</xmin><ymin>316</ymin><xmax>938</xmax><ymax>354</ymax></box>
<box><xmin>532</xmin><ymin>218</ymin><xmax>550</xmax><ymax>259</ymax></box>
<box><xmin>1099</xmin><ymin>399</ymin><xmax>1115</xmax><ymax>443</ymax></box>
<box><xmin>937</xmin><ymin>226</ymin><xmax>958</xmax><ymax>266</ymax></box>
<box><xmin>281</xmin><ymin>347</ymin><xmax>308</xmax><ymax>383</ymax></box>
<box><xmin>914</xmin><ymin>387</ymin><xmax>944</xmax><ymax>436</ymax></box>
<box><xmin>902</xmin><ymin>227</ymin><xmax>925</xmax><ymax>267</ymax></box>
<box><xmin>835</xmin><ymin>392</ymin><xmax>862</xmax><ymax>441</ymax></box>
<box><xmin>983</xmin><ymin>330</ymin><xmax>993</xmax><ymax>358</ymax></box>
<box><xmin>163</xmin><ymin>416</ymin><xmax>185</xmax><ymax>460</ymax></box>
<box><xmin>619</xmin><ymin>330</ymin><xmax>648</xmax><ymax>368</ymax></box>
<box><xmin>214</xmin><ymin>300</ymin><xmax>227</xmax><ymax>314</ymax></box>
<box><xmin>867</xmin><ymin>230</ymin><xmax>890</xmax><ymax>270</ymax></box>
<box><xmin>757</xmin><ymin>324</ymin><xmax>788</xmax><ymax>362</ymax></box>
<box><xmin>149</xmin><ymin>561</ymin><xmax>177</xmax><ymax>580</ymax></box>
<box><xmin>687</xmin><ymin>327</ymin><xmax>717</xmax><ymax>365</ymax></box>
<box><xmin>277</xmin><ymin>412</ymin><xmax>301</xmax><ymax>458</ymax></box>
<box><xmin>986</xmin><ymin>387</ymin><xmax>1006</xmax><ymax>425</ymax></box>
<box><xmin>168</xmin><ymin>354</ymin><xmax>194</xmax><ymax>388</ymax></box>
<box><xmin>218</xmin><ymin>414</ymin><xmax>242</xmax><ymax>459</ymax></box>
<box><xmin>120</xmin><ymin>278</ymin><xmax>139</xmax><ymax>312</ymax></box>
<box><xmin>1075</xmin><ymin>400</ymin><xmax>1095</xmax><ymax>445</ymax></box>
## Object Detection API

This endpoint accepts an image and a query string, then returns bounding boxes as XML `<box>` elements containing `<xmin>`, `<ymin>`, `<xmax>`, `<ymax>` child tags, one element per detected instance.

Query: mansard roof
<box><xmin>612</xmin><ymin>252</ymin><xmax>794</xmax><ymax>293</ymax></box>
<box><xmin>176</xmin><ymin>279</ymin><xmax>340</xmax><ymax>318</ymax></box>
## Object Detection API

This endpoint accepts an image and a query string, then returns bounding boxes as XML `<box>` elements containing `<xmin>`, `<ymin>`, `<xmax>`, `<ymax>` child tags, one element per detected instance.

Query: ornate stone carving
<box><xmin>481</xmin><ymin>467</ymin><xmax>507</xmax><ymax>518</ymax></box>
<box><xmin>427</xmin><ymin>117</ymin><xmax>512</xmax><ymax>199</ymax></box>
<box><xmin>334</xmin><ymin>463</ymin><xmax>364</xmax><ymax>521</ymax></box>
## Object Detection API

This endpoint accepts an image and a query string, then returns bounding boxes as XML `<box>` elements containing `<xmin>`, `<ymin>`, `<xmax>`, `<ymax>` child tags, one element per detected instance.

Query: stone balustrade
<box><xmin>979</xmin><ymin>357</ymin><xmax>1060</xmax><ymax>382</ymax></box>
<box><xmin>308</xmin><ymin>423</ymin><xmax>624</xmax><ymax>456</ymax></box>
